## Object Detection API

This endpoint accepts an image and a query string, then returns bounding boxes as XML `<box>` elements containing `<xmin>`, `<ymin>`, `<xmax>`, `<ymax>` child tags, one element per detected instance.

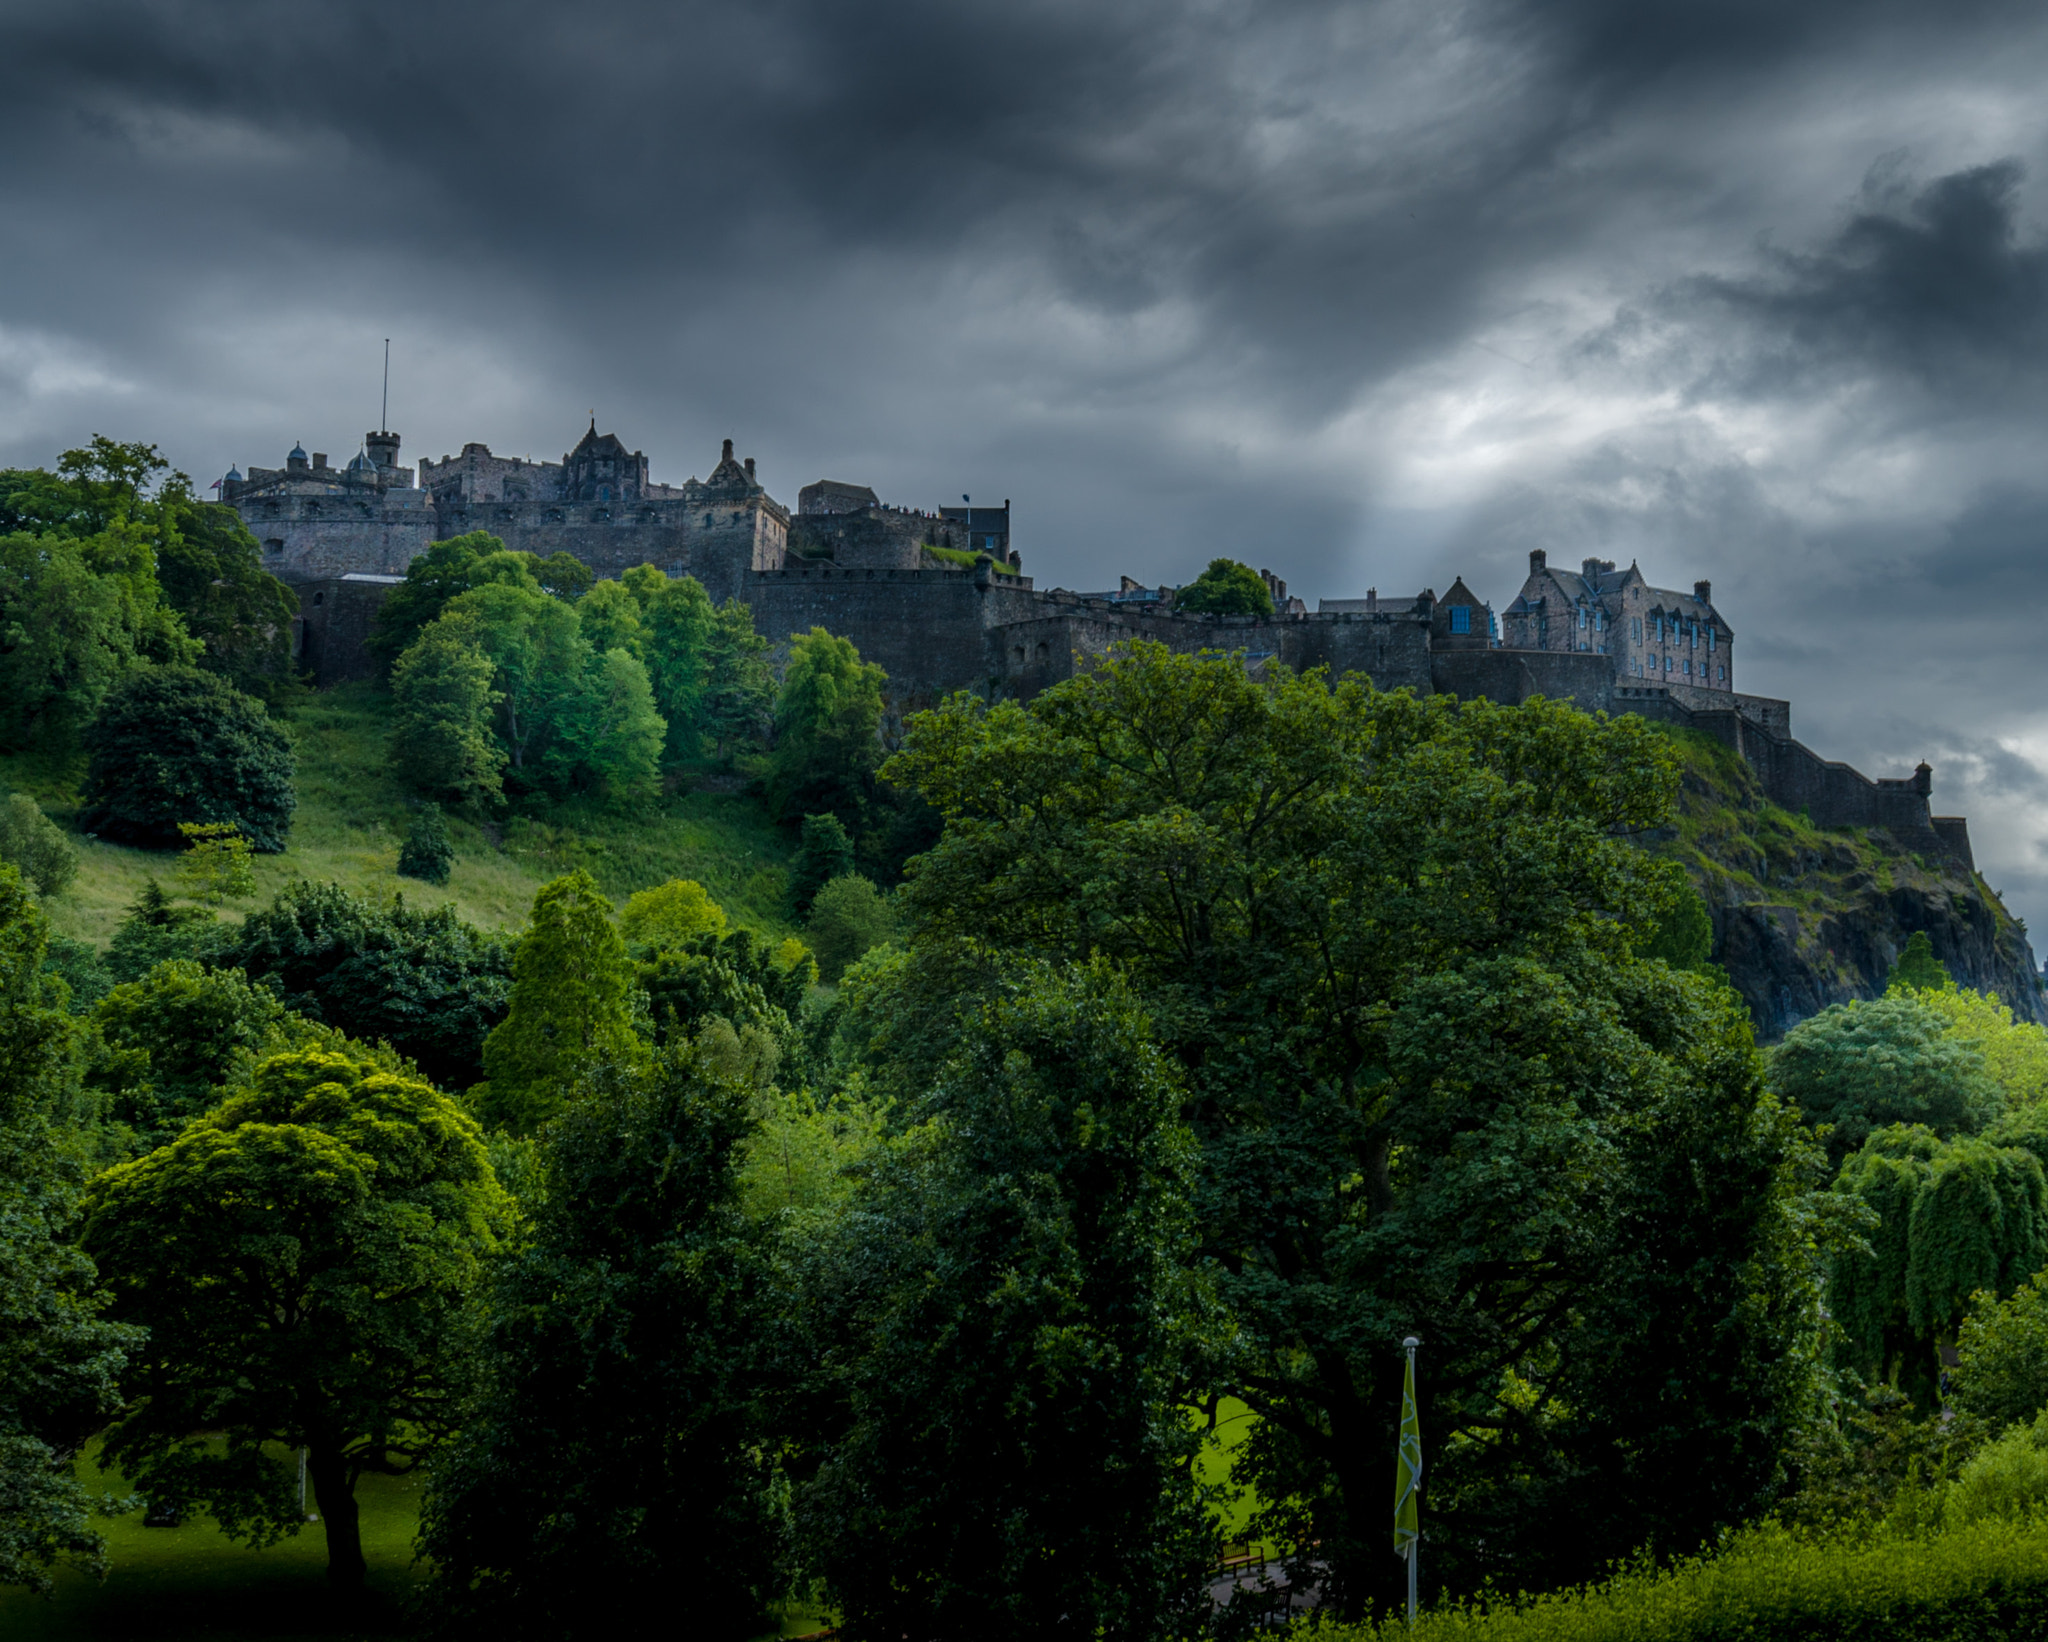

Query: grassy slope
<box><xmin>5</xmin><ymin>683</ymin><xmax>801</xmax><ymax>948</ymax></box>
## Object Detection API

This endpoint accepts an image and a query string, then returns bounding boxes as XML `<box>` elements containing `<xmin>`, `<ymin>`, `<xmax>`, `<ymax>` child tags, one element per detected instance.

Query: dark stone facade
<box><xmin>253</xmin><ymin>419</ymin><xmax>1982</xmax><ymax>888</ymax></box>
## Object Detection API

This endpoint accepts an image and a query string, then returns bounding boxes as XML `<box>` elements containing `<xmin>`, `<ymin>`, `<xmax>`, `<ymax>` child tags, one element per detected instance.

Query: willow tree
<box><xmin>1829</xmin><ymin>1124</ymin><xmax>2048</xmax><ymax>1410</ymax></box>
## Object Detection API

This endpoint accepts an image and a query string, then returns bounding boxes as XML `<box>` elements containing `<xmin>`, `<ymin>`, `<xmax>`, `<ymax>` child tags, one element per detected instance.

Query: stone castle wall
<box><xmin>434</xmin><ymin>499</ymin><xmax>784</xmax><ymax>603</ymax></box>
<box><xmin>241</xmin><ymin>488</ymin><xmax>437</xmax><ymax>579</ymax></box>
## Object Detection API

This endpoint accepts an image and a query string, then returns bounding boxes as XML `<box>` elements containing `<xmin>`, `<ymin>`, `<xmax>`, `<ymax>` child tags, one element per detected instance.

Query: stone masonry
<box><xmin>235</xmin><ymin>418</ymin><xmax>1973</xmax><ymax>870</ymax></box>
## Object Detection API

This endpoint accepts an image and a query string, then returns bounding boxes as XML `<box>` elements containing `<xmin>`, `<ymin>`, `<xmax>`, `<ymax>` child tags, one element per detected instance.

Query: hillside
<box><xmin>1648</xmin><ymin>725</ymin><xmax>2045</xmax><ymax>1037</ymax></box>
<box><xmin>1</xmin><ymin>683</ymin><xmax>802</xmax><ymax>948</ymax></box>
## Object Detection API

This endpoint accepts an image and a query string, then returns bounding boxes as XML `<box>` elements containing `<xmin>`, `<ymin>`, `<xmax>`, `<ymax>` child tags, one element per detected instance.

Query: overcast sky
<box><xmin>4</xmin><ymin>0</ymin><xmax>2047</xmax><ymax>941</ymax></box>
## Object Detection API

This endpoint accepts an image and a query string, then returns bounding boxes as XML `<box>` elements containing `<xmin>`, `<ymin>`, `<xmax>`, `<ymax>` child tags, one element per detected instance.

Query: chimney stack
<box><xmin>1694</xmin><ymin>579</ymin><xmax>1712</xmax><ymax>603</ymax></box>
<box><xmin>1530</xmin><ymin>549</ymin><xmax>1547</xmax><ymax>572</ymax></box>
<box><xmin>744</xmin><ymin>456</ymin><xmax>756</xmax><ymax>482</ymax></box>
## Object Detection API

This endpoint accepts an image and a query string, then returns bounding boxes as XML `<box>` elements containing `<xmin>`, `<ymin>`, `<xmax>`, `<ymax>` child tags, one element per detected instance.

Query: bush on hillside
<box><xmin>805</xmin><ymin>874</ymin><xmax>897</xmax><ymax>984</ymax></box>
<box><xmin>105</xmin><ymin>881</ymin><xmax>219</xmax><ymax>984</ymax></box>
<box><xmin>215</xmin><ymin>880</ymin><xmax>511</xmax><ymax>1090</ymax></box>
<box><xmin>788</xmin><ymin>812</ymin><xmax>855</xmax><ymax>917</ymax></box>
<box><xmin>0</xmin><ymin>793</ymin><xmax>77</xmax><ymax>897</ymax></box>
<box><xmin>78</xmin><ymin>668</ymin><xmax>295</xmax><ymax>851</ymax></box>
<box><xmin>619</xmin><ymin>878</ymin><xmax>728</xmax><ymax>951</ymax></box>
<box><xmin>397</xmin><ymin>804</ymin><xmax>456</xmax><ymax>886</ymax></box>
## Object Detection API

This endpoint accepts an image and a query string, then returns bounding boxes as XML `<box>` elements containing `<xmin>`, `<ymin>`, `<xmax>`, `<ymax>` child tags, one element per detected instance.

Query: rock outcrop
<box><xmin>1649</xmin><ymin>727</ymin><xmax>2043</xmax><ymax>1040</ymax></box>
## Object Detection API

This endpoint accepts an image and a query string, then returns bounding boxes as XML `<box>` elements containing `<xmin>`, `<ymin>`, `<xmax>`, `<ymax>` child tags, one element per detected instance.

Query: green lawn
<box><xmin>0</xmin><ymin>1448</ymin><xmax>833</xmax><ymax>1641</ymax></box>
<box><xmin>4</xmin><ymin>683</ymin><xmax>801</xmax><ymax>949</ymax></box>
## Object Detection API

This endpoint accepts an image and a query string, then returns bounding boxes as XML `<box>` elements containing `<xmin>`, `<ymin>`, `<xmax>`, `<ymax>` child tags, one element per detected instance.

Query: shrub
<box><xmin>788</xmin><ymin>812</ymin><xmax>855</xmax><ymax>917</ymax></box>
<box><xmin>1945</xmin><ymin>1414</ymin><xmax>2048</xmax><ymax>1527</ymax></box>
<box><xmin>1172</xmin><ymin>557</ymin><xmax>1273</xmax><ymax>616</ymax></box>
<box><xmin>0</xmin><ymin>792</ymin><xmax>77</xmax><ymax>897</ymax></box>
<box><xmin>1308</xmin><ymin>1518</ymin><xmax>2048</xmax><ymax>1642</ymax></box>
<box><xmin>78</xmin><ymin>668</ymin><xmax>295</xmax><ymax>851</ymax></box>
<box><xmin>105</xmin><ymin>880</ymin><xmax>219</xmax><ymax>984</ymax></box>
<box><xmin>805</xmin><ymin>874</ymin><xmax>897</xmax><ymax>984</ymax></box>
<box><xmin>397</xmin><ymin>804</ymin><xmax>456</xmax><ymax>886</ymax></box>
<box><xmin>619</xmin><ymin>879</ymin><xmax>728</xmax><ymax>951</ymax></box>
<box><xmin>172</xmin><ymin>820</ymin><xmax>257</xmax><ymax>904</ymax></box>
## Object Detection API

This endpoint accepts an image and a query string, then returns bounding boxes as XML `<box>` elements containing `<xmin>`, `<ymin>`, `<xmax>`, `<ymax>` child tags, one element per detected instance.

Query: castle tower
<box><xmin>366</xmin><ymin>430</ymin><xmax>401</xmax><ymax>471</ymax></box>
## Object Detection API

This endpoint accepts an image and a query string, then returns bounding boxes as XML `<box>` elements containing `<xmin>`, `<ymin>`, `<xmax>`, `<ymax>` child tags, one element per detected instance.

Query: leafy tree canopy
<box><xmin>1771</xmin><ymin>992</ymin><xmax>2004</xmax><ymax>1166</ymax></box>
<box><xmin>618</xmin><ymin>878</ymin><xmax>729</xmax><ymax>952</ymax></box>
<box><xmin>389</xmin><ymin>623</ymin><xmax>505</xmax><ymax>806</ymax></box>
<box><xmin>87</xmin><ymin>959</ymin><xmax>293</xmax><ymax>1153</ymax></box>
<box><xmin>788</xmin><ymin>811</ymin><xmax>855</xmax><ymax>917</ymax></box>
<box><xmin>878</xmin><ymin>640</ymin><xmax>1832</xmax><ymax>1608</ymax></box>
<box><xmin>0</xmin><ymin>868</ymin><xmax>141</xmax><ymax>1594</ymax></box>
<box><xmin>1955</xmin><ymin>1269</ymin><xmax>2048</xmax><ymax>1432</ymax></box>
<box><xmin>418</xmin><ymin>1042</ymin><xmax>783</xmax><ymax>1637</ymax></box>
<box><xmin>1922</xmin><ymin>987</ymin><xmax>2048</xmax><ymax>1111</ymax></box>
<box><xmin>78</xmin><ymin>668</ymin><xmax>295</xmax><ymax>852</ymax></box>
<box><xmin>799</xmin><ymin>961</ymin><xmax>1216</xmax><ymax>1641</ymax></box>
<box><xmin>1172</xmin><ymin>557</ymin><xmax>1273</xmax><ymax>616</ymax></box>
<box><xmin>367</xmin><ymin>532</ymin><xmax>540</xmax><ymax>669</ymax></box>
<box><xmin>768</xmin><ymin>628</ymin><xmax>885</xmax><ymax>824</ymax></box>
<box><xmin>82</xmin><ymin>1048</ymin><xmax>511</xmax><ymax>1587</ymax></box>
<box><xmin>213</xmin><ymin>880</ymin><xmax>511</xmax><ymax>1091</ymax></box>
<box><xmin>0</xmin><ymin>795</ymin><xmax>77</xmax><ymax>899</ymax></box>
<box><xmin>478</xmin><ymin>871</ymin><xmax>640</xmax><ymax>1133</ymax></box>
<box><xmin>805</xmin><ymin>874</ymin><xmax>897</xmax><ymax>984</ymax></box>
<box><xmin>105</xmin><ymin>881</ymin><xmax>219</xmax><ymax>985</ymax></box>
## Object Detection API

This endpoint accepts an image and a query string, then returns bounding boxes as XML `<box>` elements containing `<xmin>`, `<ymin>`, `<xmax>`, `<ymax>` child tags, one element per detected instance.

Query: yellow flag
<box><xmin>1393</xmin><ymin>1346</ymin><xmax>1422</xmax><ymax>1559</ymax></box>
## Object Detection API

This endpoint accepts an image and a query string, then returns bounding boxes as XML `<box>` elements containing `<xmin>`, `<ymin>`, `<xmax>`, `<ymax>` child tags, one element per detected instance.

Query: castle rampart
<box><xmin>247</xmin><ymin>416</ymin><xmax>1974</xmax><ymax>875</ymax></box>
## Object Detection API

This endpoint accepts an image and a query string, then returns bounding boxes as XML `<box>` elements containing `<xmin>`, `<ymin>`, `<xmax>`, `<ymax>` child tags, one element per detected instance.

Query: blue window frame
<box><xmin>1449</xmin><ymin>606</ymin><xmax>1471</xmax><ymax>634</ymax></box>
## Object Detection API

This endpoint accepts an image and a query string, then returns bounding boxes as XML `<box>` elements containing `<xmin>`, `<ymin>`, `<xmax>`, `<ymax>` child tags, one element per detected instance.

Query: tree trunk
<box><xmin>306</xmin><ymin>1443</ymin><xmax>366</xmax><ymax>1587</ymax></box>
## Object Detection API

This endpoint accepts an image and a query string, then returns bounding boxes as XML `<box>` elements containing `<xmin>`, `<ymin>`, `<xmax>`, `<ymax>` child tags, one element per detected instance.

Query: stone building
<box><xmin>1502</xmin><ymin>550</ymin><xmax>1733</xmax><ymax>693</ymax></box>
<box><xmin>233</xmin><ymin>417</ymin><xmax>1975</xmax><ymax>878</ymax></box>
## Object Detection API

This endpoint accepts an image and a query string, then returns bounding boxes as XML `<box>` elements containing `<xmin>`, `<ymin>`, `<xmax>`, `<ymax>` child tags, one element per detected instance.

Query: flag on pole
<box><xmin>1394</xmin><ymin>1341</ymin><xmax>1422</xmax><ymax>1561</ymax></box>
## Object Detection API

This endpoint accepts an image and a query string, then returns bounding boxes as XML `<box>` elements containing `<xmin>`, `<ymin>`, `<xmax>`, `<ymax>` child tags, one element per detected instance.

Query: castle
<box><xmin>225</xmin><ymin>420</ymin><xmax>1971</xmax><ymax>867</ymax></box>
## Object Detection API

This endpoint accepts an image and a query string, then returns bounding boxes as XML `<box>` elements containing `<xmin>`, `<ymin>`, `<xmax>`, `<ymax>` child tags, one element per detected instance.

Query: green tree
<box><xmin>804</xmin><ymin>874</ymin><xmax>897</xmax><ymax>984</ymax></box>
<box><xmin>82</xmin><ymin>1048</ymin><xmax>511</xmax><ymax>1587</ymax></box>
<box><xmin>419</xmin><ymin>1042</ymin><xmax>784</xmax><ymax>1637</ymax></box>
<box><xmin>0</xmin><ymin>524</ymin><xmax>197</xmax><ymax>754</ymax></box>
<box><xmin>104</xmin><ymin>880</ymin><xmax>218</xmax><ymax>984</ymax></box>
<box><xmin>367</xmin><ymin>532</ymin><xmax>533</xmax><ymax>669</ymax></box>
<box><xmin>618</xmin><ymin>878</ymin><xmax>729</xmax><ymax>952</ymax></box>
<box><xmin>478</xmin><ymin>872</ymin><xmax>639</xmax><ymax>1133</ymax></box>
<box><xmin>1644</xmin><ymin>879</ymin><xmax>1715</xmax><ymax>969</ymax></box>
<box><xmin>173</xmin><ymin>821</ymin><xmax>258</xmax><ymax>904</ymax></box>
<box><xmin>1771</xmin><ymin>992</ymin><xmax>2003</xmax><ymax>1166</ymax></box>
<box><xmin>0</xmin><ymin>794</ymin><xmax>77</xmax><ymax>898</ymax></box>
<box><xmin>215</xmin><ymin>880</ymin><xmax>511</xmax><ymax>1092</ymax></box>
<box><xmin>881</xmin><ymin>641</ymin><xmax>1831</xmax><ymax>1608</ymax></box>
<box><xmin>548</xmin><ymin>646</ymin><xmax>665</xmax><ymax>805</ymax></box>
<box><xmin>788</xmin><ymin>811</ymin><xmax>856</xmax><ymax>917</ymax></box>
<box><xmin>574</xmin><ymin>577</ymin><xmax>643</xmax><ymax>659</ymax></box>
<box><xmin>87</xmin><ymin>959</ymin><xmax>292</xmax><ymax>1152</ymax></box>
<box><xmin>701</xmin><ymin>596</ymin><xmax>775</xmax><ymax>761</ymax></box>
<box><xmin>78</xmin><ymin>668</ymin><xmax>295</xmax><ymax>852</ymax></box>
<box><xmin>397</xmin><ymin>804</ymin><xmax>456</xmax><ymax>886</ymax></box>
<box><xmin>389</xmin><ymin>621</ymin><xmax>505</xmax><ymax>804</ymax></box>
<box><xmin>1922</xmin><ymin>988</ymin><xmax>2048</xmax><ymax>1110</ymax></box>
<box><xmin>532</xmin><ymin>550</ymin><xmax>593</xmax><ymax>602</ymax></box>
<box><xmin>0</xmin><ymin>866</ymin><xmax>140</xmax><ymax>1594</ymax></box>
<box><xmin>152</xmin><ymin>491</ymin><xmax>302</xmax><ymax>711</ymax></box>
<box><xmin>1829</xmin><ymin>1125</ymin><xmax>2048</xmax><ymax>1409</ymax></box>
<box><xmin>801</xmin><ymin>962</ymin><xmax>1215</xmax><ymax>1639</ymax></box>
<box><xmin>1954</xmin><ymin>1270</ymin><xmax>2048</xmax><ymax>1430</ymax></box>
<box><xmin>639</xmin><ymin>573</ymin><xmax>717</xmax><ymax>761</ymax></box>
<box><xmin>768</xmin><ymin>628</ymin><xmax>885</xmax><ymax>823</ymax></box>
<box><xmin>1889</xmin><ymin>929</ymin><xmax>1953</xmax><ymax>993</ymax></box>
<box><xmin>1172</xmin><ymin>557</ymin><xmax>1273</xmax><ymax>616</ymax></box>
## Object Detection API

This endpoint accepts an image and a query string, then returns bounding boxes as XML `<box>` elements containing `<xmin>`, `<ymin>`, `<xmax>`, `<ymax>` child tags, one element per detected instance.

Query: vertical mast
<box><xmin>381</xmin><ymin>338</ymin><xmax>390</xmax><ymax>432</ymax></box>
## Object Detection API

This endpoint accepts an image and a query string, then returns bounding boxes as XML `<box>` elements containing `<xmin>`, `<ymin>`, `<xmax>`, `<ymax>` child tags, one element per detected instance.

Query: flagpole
<box><xmin>1400</xmin><ymin>1334</ymin><xmax>1417</xmax><ymax>1621</ymax></box>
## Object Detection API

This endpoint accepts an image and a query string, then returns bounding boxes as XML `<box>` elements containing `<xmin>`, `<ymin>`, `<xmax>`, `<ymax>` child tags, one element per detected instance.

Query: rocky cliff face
<box><xmin>1648</xmin><ymin>728</ymin><xmax>2043</xmax><ymax>1040</ymax></box>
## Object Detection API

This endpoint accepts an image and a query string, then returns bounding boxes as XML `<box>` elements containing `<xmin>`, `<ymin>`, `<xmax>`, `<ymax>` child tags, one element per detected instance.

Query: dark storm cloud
<box><xmin>1678</xmin><ymin>160</ymin><xmax>2048</xmax><ymax>407</ymax></box>
<box><xmin>6</xmin><ymin>0</ymin><xmax>2048</xmax><ymax>926</ymax></box>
